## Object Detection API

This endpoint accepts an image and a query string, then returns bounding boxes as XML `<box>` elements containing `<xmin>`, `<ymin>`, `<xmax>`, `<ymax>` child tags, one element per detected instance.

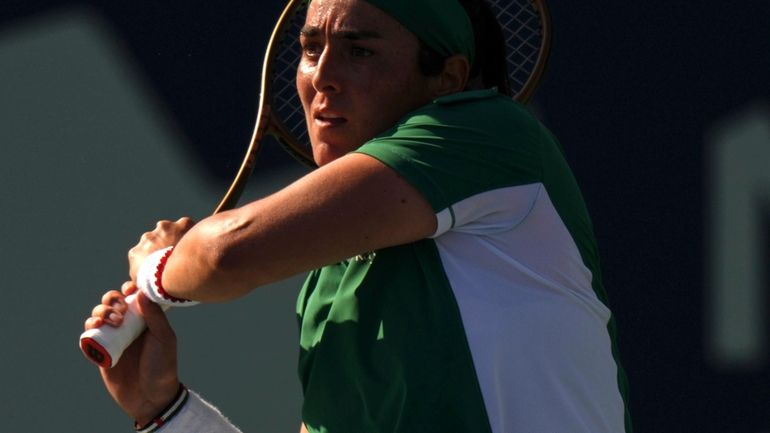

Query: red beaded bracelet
<box><xmin>134</xmin><ymin>383</ymin><xmax>189</xmax><ymax>433</ymax></box>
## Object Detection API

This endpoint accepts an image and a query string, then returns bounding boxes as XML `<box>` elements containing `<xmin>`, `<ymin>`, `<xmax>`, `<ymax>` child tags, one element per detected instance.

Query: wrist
<box><xmin>136</xmin><ymin>246</ymin><xmax>198</xmax><ymax>307</ymax></box>
<box><xmin>134</xmin><ymin>383</ymin><xmax>189</xmax><ymax>432</ymax></box>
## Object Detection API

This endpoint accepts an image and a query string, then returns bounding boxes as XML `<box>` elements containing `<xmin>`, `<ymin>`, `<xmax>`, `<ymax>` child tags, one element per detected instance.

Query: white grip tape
<box><xmin>79</xmin><ymin>293</ymin><xmax>169</xmax><ymax>367</ymax></box>
<box><xmin>80</xmin><ymin>246</ymin><xmax>196</xmax><ymax>367</ymax></box>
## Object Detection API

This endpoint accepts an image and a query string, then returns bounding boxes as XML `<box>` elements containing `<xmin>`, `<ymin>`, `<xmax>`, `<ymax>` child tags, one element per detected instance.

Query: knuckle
<box><xmin>100</xmin><ymin>290</ymin><xmax>124</xmax><ymax>306</ymax></box>
<box><xmin>120</xmin><ymin>281</ymin><xmax>136</xmax><ymax>295</ymax></box>
<box><xmin>177</xmin><ymin>217</ymin><xmax>194</xmax><ymax>228</ymax></box>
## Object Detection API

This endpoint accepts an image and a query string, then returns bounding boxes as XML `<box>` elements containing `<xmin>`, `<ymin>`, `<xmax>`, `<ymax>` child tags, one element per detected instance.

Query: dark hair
<box><xmin>417</xmin><ymin>0</ymin><xmax>512</xmax><ymax>96</ymax></box>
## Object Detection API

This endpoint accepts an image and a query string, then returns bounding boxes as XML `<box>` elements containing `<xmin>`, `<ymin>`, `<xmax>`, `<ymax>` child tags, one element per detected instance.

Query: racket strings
<box><xmin>488</xmin><ymin>0</ymin><xmax>545</xmax><ymax>95</ymax></box>
<box><xmin>265</xmin><ymin>0</ymin><xmax>548</xmax><ymax>163</ymax></box>
<box><xmin>271</xmin><ymin>7</ymin><xmax>312</xmax><ymax>154</ymax></box>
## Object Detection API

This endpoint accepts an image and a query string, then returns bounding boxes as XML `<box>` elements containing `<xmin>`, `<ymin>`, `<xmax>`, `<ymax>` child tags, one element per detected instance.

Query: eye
<box><xmin>351</xmin><ymin>46</ymin><xmax>373</xmax><ymax>57</ymax></box>
<box><xmin>301</xmin><ymin>42</ymin><xmax>323</xmax><ymax>60</ymax></box>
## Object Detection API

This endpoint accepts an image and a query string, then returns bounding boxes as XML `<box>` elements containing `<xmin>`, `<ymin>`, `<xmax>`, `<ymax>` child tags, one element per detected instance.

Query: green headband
<box><xmin>365</xmin><ymin>0</ymin><xmax>475</xmax><ymax>65</ymax></box>
<box><xmin>307</xmin><ymin>0</ymin><xmax>476</xmax><ymax>65</ymax></box>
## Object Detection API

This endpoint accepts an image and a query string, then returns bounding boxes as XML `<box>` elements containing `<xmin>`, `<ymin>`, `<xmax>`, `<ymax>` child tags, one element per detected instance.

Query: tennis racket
<box><xmin>79</xmin><ymin>0</ymin><xmax>552</xmax><ymax>368</ymax></box>
<box><xmin>78</xmin><ymin>0</ymin><xmax>314</xmax><ymax>368</ymax></box>
<box><xmin>216</xmin><ymin>0</ymin><xmax>553</xmax><ymax>208</ymax></box>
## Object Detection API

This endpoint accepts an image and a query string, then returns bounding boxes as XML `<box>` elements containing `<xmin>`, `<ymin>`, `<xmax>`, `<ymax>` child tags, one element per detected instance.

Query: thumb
<box><xmin>135</xmin><ymin>291</ymin><xmax>175</xmax><ymax>342</ymax></box>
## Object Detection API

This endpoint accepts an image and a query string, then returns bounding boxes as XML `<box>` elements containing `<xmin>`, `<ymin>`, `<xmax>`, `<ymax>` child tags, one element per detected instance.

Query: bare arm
<box><xmin>159</xmin><ymin>152</ymin><xmax>436</xmax><ymax>302</ymax></box>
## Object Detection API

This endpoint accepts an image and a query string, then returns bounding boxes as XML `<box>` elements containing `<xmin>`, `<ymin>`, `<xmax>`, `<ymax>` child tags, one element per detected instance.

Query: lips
<box><xmin>313</xmin><ymin>106</ymin><xmax>347</xmax><ymax>127</ymax></box>
<box><xmin>315</xmin><ymin>115</ymin><xmax>347</xmax><ymax>126</ymax></box>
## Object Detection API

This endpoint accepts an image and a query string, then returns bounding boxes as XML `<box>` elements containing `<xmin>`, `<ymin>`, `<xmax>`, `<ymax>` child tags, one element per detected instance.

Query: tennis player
<box><xmin>84</xmin><ymin>0</ymin><xmax>632</xmax><ymax>431</ymax></box>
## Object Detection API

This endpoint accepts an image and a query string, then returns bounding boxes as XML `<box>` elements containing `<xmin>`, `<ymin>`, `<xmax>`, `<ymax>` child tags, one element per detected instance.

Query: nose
<box><xmin>311</xmin><ymin>47</ymin><xmax>342</xmax><ymax>94</ymax></box>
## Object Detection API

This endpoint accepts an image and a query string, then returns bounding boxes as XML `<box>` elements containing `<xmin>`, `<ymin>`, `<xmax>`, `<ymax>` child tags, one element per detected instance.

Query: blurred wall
<box><xmin>0</xmin><ymin>8</ymin><xmax>304</xmax><ymax>432</ymax></box>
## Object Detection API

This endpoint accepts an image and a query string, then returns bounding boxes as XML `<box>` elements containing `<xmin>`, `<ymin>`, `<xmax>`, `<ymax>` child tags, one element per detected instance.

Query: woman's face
<box><xmin>297</xmin><ymin>0</ymin><xmax>436</xmax><ymax>166</ymax></box>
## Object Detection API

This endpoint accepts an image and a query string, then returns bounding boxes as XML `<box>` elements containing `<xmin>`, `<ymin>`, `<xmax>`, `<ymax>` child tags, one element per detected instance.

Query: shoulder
<box><xmin>425</xmin><ymin>88</ymin><xmax>533</xmax><ymax>122</ymax></box>
<box><xmin>376</xmin><ymin>88</ymin><xmax>543</xmax><ymax>144</ymax></box>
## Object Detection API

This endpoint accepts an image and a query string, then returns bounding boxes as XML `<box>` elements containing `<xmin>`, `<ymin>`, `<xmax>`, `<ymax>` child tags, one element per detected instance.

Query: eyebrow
<box><xmin>299</xmin><ymin>26</ymin><xmax>382</xmax><ymax>41</ymax></box>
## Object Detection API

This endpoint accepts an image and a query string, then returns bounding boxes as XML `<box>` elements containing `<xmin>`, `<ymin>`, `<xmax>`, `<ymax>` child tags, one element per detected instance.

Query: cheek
<box><xmin>296</xmin><ymin>70</ymin><xmax>314</xmax><ymax>112</ymax></box>
<box><xmin>362</xmin><ymin>76</ymin><xmax>425</xmax><ymax>126</ymax></box>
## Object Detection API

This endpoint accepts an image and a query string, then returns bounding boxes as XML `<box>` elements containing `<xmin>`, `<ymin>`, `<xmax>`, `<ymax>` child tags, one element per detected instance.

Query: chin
<box><xmin>311</xmin><ymin>145</ymin><xmax>344</xmax><ymax>167</ymax></box>
<box><xmin>311</xmin><ymin>138</ymin><xmax>359</xmax><ymax>166</ymax></box>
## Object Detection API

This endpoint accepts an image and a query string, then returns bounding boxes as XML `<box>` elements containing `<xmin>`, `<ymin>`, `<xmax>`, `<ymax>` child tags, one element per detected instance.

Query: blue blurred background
<box><xmin>1</xmin><ymin>1</ymin><xmax>768</xmax><ymax>431</ymax></box>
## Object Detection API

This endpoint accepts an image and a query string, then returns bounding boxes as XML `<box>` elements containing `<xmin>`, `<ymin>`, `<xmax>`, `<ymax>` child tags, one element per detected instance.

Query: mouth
<box><xmin>313</xmin><ymin>109</ymin><xmax>348</xmax><ymax>127</ymax></box>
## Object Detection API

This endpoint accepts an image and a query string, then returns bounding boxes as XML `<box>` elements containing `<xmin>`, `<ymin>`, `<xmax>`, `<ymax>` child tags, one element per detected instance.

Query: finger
<box><xmin>156</xmin><ymin>219</ymin><xmax>172</xmax><ymax>229</ymax></box>
<box><xmin>140</xmin><ymin>231</ymin><xmax>157</xmax><ymax>242</ymax></box>
<box><xmin>101</xmin><ymin>290</ymin><xmax>126</xmax><ymax>308</ymax></box>
<box><xmin>100</xmin><ymin>290</ymin><xmax>128</xmax><ymax>318</ymax></box>
<box><xmin>84</xmin><ymin>316</ymin><xmax>104</xmax><ymax>330</ymax></box>
<box><xmin>91</xmin><ymin>304</ymin><xmax>123</xmax><ymax>327</ymax></box>
<box><xmin>176</xmin><ymin>217</ymin><xmax>195</xmax><ymax>230</ymax></box>
<box><xmin>121</xmin><ymin>281</ymin><xmax>138</xmax><ymax>296</ymax></box>
<box><xmin>158</xmin><ymin>219</ymin><xmax>190</xmax><ymax>239</ymax></box>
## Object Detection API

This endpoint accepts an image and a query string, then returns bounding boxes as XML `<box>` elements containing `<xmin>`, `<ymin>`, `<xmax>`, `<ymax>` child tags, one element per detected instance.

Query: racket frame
<box><xmin>214</xmin><ymin>0</ymin><xmax>314</xmax><ymax>214</ymax></box>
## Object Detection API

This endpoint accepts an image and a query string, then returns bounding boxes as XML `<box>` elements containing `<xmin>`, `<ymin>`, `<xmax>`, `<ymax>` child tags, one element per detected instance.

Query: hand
<box><xmin>128</xmin><ymin>217</ymin><xmax>195</xmax><ymax>281</ymax></box>
<box><xmin>84</xmin><ymin>281</ymin><xmax>180</xmax><ymax>426</ymax></box>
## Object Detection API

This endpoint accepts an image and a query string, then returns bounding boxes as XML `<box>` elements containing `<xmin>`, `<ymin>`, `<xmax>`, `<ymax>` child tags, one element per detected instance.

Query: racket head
<box><xmin>262</xmin><ymin>0</ymin><xmax>552</xmax><ymax>165</ymax></box>
<box><xmin>215</xmin><ymin>0</ymin><xmax>552</xmax><ymax>213</ymax></box>
<box><xmin>266</xmin><ymin>1</ymin><xmax>314</xmax><ymax>168</ymax></box>
<box><xmin>487</xmin><ymin>0</ymin><xmax>552</xmax><ymax>103</ymax></box>
<box><xmin>263</xmin><ymin>0</ymin><xmax>553</xmax><ymax>155</ymax></box>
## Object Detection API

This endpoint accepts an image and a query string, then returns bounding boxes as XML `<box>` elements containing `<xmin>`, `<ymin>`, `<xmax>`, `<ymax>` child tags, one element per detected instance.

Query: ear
<box><xmin>429</xmin><ymin>54</ymin><xmax>471</xmax><ymax>97</ymax></box>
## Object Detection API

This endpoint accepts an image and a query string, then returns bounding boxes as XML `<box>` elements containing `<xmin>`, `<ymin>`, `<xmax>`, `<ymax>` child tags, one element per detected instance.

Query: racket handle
<box><xmin>79</xmin><ymin>293</ymin><xmax>167</xmax><ymax>368</ymax></box>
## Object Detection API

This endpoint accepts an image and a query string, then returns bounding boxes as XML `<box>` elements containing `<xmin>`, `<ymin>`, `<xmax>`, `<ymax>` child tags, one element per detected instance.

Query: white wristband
<box><xmin>136</xmin><ymin>246</ymin><xmax>199</xmax><ymax>308</ymax></box>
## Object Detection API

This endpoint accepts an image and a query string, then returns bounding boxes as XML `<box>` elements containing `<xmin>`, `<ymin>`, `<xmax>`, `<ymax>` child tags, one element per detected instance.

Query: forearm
<box><xmin>159</xmin><ymin>153</ymin><xmax>436</xmax><ymax>303</ymax></box>
<box><xmin>159</xmin><ymin>211</ymin><xmax>250</xmax><ymax>303</ymax></box>
<box><xmin>159</xmin><ymin>204</ymin><xmax>308</xmax><ymax>303</ymax></box>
